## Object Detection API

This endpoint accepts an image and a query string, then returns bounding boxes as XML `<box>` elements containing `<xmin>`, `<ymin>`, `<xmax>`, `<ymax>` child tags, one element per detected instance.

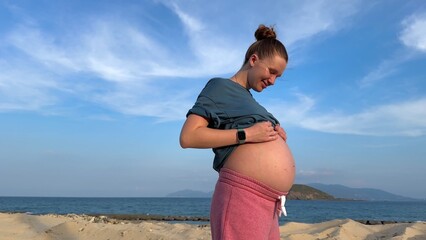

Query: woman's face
<box><xmin>247</xmin><ymin>54</ymin><xmax>287</xmax><ymax>92</ymax></box>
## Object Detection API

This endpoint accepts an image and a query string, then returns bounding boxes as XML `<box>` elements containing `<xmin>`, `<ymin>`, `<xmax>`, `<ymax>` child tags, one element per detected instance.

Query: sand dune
<box><xmin>280</xmin><ymin>219</ymin><xmax>426</xmax><ymax>240</ymax></box>
<box><xmin>0</xmin><ymin>213</ymin><xmax>425</xmax><ymax>240</ymax></box>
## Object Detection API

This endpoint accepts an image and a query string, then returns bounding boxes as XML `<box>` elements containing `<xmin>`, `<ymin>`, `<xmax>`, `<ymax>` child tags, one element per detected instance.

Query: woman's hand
<box><xmin>245</xmin><ymin>121</ymin><xmax>279</xmax><ymax>143</ymax></box>
<box><xmin>274</xmin><ymin>124</ymin><xmax>287</xmax><ymax>142</ymax></box>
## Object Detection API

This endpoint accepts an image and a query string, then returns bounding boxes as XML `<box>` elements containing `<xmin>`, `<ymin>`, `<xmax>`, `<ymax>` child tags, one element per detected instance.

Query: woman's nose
<box><xmin>268</xmin><ymin>75</ymin><xmax>276</xmax><ymax>85</ymax></box>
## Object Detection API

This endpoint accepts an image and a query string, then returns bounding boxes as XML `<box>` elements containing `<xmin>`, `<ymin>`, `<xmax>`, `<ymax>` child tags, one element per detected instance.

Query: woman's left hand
<box><xmin>274</xmin><ymin>124</ymin><xmax>287</xmax><ymax>142</ymax></box>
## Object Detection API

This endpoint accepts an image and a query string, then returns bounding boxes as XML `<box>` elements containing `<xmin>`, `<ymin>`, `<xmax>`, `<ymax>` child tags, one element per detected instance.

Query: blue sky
<box><xmin>1</xmin><ymin>0</ymin><xmax>425</xmax><ymax>199</ymax></box>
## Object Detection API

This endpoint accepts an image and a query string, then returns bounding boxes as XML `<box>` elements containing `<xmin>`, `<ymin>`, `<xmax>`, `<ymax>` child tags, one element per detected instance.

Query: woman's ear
<box><xmin>249</xmin><ymin>54</ymin><xmax>259</xmax><ymax>67</ymax></box>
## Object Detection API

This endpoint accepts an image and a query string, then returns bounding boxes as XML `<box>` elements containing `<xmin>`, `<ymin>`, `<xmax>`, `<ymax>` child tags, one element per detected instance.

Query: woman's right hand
<box><xmin>245</xmin><ymin>121</ymin><xmax>278</xmax><ymax>143</ymax></box>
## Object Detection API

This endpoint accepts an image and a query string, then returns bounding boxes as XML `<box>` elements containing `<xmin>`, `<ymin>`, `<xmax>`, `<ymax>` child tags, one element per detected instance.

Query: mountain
<box><xmin>308</xmin><ymin>183</ymin><xmax>418</xmax><ymax>201</ymax></box>
<box><xmin>287</xmin><ymin>184</ymin><xmax>335</xmax><ymax>200</ymax></box>
<box><xmin>167</xmin><ymin>184</ymin><xmax>421</xmax><ymax>201</ymax></box>
<box><xmin>166</xmin><ymin>189</ymin><xmax>212</xmax><ymax>198</ymax></box>
<box><xmin>166</xmin><ymin>185</ymin><xmax>335</xmax><ymax>200</ymax></box>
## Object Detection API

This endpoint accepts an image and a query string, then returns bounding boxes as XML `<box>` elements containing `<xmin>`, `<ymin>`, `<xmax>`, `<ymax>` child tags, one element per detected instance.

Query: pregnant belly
<box><xmin>223</xmin><ymin>137</ymin><xmax>296</xmax><ymax>192</ymax></box>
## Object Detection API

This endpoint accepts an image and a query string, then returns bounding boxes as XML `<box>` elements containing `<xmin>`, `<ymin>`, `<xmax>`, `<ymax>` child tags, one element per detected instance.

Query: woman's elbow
<box><xmin>180</xmin><ymin>138</ymin><xmax>188</xmax><ymax>149</ymax></box>
<box><xmin>179</xmin><ymin>134</ymin><xmax>191</xmax><ymax>148</ymax></box>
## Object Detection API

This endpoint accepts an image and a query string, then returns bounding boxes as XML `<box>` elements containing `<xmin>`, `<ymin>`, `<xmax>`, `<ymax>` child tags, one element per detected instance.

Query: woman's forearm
<box><xmin>180</xmin><ymin>127</ymin><xmax>238</xmax><ymax>149</ymax></box>
<box><xmin>180</xmin><ymin>115</ymin><xmax>280</xmax><ymax>149</ymax></box>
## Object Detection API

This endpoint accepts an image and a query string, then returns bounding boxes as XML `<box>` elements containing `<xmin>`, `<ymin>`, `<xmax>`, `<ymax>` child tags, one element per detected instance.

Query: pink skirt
<box><xmin>210</xmin><ymin>168</ymin><xmax>288</xmax><ymax>240</ymax></box>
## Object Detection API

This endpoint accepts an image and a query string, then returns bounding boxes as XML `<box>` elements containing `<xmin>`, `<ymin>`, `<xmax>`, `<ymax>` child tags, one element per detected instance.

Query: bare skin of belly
<box><xmin>223</xmin><ymin>137</ymin><xmax>295</xmax><ymax>192</ymax></box>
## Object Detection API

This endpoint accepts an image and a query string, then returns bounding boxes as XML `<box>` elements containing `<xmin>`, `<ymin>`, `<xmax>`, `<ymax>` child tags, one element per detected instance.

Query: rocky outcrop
<box><xmin>287</xmin><ymin>184</ymin><xmax>335</xmax><ymax>200</ymax></box>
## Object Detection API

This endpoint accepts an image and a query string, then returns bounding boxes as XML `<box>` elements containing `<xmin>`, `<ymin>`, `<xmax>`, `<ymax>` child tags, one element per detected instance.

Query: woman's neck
<box><xmin>230</xmin><ymin>69</ymin><xmax>249</xmax><ymax>90</ymax></box>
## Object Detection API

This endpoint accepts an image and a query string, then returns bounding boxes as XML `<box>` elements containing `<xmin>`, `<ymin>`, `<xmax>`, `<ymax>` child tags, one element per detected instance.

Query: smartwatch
<box><xmin>237</xmin><ymin>129</ymin><xmax>246</xmax><ymax>144</ymax></box>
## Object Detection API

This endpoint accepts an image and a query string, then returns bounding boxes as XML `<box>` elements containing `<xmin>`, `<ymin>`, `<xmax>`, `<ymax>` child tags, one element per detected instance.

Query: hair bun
<box><xmin>254</xmin><ymin>24</ymin><xmax>277</xmax><ymax>41</ymax></box>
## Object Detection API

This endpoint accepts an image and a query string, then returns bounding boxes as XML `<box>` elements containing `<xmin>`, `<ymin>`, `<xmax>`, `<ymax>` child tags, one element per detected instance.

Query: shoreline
<box><xmin>73</xmin><ymin>213</ymin><xmax>426</xmax><ymax>225</ymax></box>
<box><xmin>1</xmin><ymin>212</ymin><xmax>425</xmax><ymax>239</ymax></box>
<box><xmin>3</xmin><ymin>211</ymin><xmax>422</xmax><ymax>225</ymax></box>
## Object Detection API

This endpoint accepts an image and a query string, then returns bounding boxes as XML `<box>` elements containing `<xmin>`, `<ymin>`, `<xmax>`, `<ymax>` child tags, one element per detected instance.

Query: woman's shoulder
<box><xmin>200</xmin><ymin>77</ymin><xmax>251</xmax><ymax>100</ymax></box>
<box><xmin>201</xmin><ymin>78</ymin><xmax>231</xmax><ymax>94</ymax></box>
<box><xmin>205</xmin><ymin>77</ymin><xmax>247</xmax><ymax>92</ymax></box>
<box><xmin>205</xmin><ymin>77</ymin><xmax>231</xmax><ymax>87</ymax></box>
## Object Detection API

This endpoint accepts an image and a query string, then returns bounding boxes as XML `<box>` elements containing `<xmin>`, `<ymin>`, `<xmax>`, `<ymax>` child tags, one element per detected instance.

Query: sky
<box><xmin>1</xmin><ymin>0</ymin><xmax>425</xmax><ymax>199</ymax></box>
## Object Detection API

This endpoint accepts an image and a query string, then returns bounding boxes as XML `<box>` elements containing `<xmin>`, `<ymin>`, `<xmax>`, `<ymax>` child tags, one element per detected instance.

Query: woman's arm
<box><xmin>180</xmin><ymin>114</ymin><xmax>279</xmax><ymax>149</ymax></box>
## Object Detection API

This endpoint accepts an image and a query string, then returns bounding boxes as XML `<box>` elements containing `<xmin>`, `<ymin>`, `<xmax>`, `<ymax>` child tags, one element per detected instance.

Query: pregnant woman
<box><xmin>180</xmin><ymin>24</ymin><xmax>295</xmax><ymax>240</ymax></box>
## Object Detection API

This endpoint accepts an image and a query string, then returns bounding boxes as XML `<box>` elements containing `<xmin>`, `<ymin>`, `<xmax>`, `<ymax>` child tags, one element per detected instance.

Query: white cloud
<box><xmin>300</xmin><ymin>98</ymin><xmax>426</xmax><ymax>137</ymax></box>
<box><xmin>357</xmin><ymin>52</ymin><xmax>413</xmax><ymax>88</ymax></box>
<box><xmin>0</xmin><ymin>61</ymin><xmax>59</xmax><ymax>112</ymax></box>
<box><xmin>81</xmin><ymin>23</ymin><xmax>159</xmax><ymax>81</ymax></box>
<box><xmin>3</xmin><ymin>0</ymin><xmax>423</xmax><ymax>129</ymax></box>
<box><xmin>166</xmin><ymin>0</ymin><xmax>364</xmax><ymax>72</ymax></box>
<box><xmin>0</xmin><ymin>4</ymin><xmax>248</xmax><ymax>117</ymax></box>
<box><xmin>266</xmin><ymin>91</ymin><xmax>316</xmax><ymax>125</ymax></box>
<box><xmin>400</xmin><ymin>13</ymin><xmax>426</xmax><ymax>52</ymax></box>
<box><xmin>6</xmin><ymin>19</ymin><xmax>237</xmax><ymax>84</ymax></box>
<box><xmin>280</xmin><ymin>0</ymin><xmax>362</xmax><ymax>47</ymax></box>
<box><xmin>2</xmin><ymin>18</ymin><xmax>233</xmax><ymax>117</ymax></box>
<box><xmin>360</xmin><ymin>12</ymin><xmax>426</xmax><ymax>87</ymax></box>
<box><xmin>167</xmin><ymin>3</ymin><xmax>242</xmax><ymax>75</ymax></box>
<box><xmin>92</xmin><ymin>83</ymin><xmax>195</xmax><ymax>122</ymax></box>
<box><xmin>7</xmin><ymin>22</ymin><xmax>177</xmax><ymax>82</ymax></box>
<box><xmin>268</xmin><ymin>91</ymin><xmax>426</xmax><ymax>137</ymax></box>
<box><xmin>359</xmin><ymin>11</ymin><xmax>426</xmax><ymax>88</ymax></box>
<box><xmin>170</xmin><ymin>3</ymin><xmax>204</xmax><ymax>33</ymax></box>
<box><xmin>7</xmin><ymin>26</ymin><xmax>80</xmax><ymax>71</ymax></box>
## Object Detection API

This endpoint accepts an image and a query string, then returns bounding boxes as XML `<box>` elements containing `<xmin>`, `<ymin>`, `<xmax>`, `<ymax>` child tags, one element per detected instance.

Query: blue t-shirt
<box><xmin>187</xmin><ymin>77</ymin><xmax>280</xmax><ymax>171</ymax></box>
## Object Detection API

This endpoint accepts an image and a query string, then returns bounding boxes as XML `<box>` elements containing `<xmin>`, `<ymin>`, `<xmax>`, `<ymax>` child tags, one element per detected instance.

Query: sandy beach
<box><xmin>0</xmin><ymin>213</ymin><xmax>425</xmax><ymax>240</ymax></box>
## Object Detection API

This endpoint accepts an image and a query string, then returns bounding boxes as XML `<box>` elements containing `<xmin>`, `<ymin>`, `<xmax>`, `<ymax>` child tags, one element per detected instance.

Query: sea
<box><xmin>1</xmin><ymin>197</ymin><xmax>425</xmax><ymax>225</ymax></box>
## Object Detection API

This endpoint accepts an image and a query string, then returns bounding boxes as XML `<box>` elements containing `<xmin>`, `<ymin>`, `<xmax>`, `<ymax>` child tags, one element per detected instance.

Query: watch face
<box><xmin>238</xmin><ymin>130</ymin><xmax>246</xmax><ymax>140</ymax></box>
